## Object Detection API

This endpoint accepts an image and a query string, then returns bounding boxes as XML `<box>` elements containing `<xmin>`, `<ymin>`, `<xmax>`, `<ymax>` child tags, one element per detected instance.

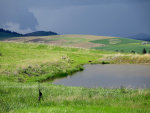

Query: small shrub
<box><xmin>18</xmin><ymin>77</ymin><xmax>26</xmax><ymax>82</ymax></box>
<box><xmin>88</xmin><ymin>60</ymin><xmax>92</xmax><ymax>63</ymax></box>
<box><xmin>115</xmin><ymin>50</ymin><xmax>118</xmax><ymax>52</ymax></box>
<box><xmin>0</xmin><ymin>52</ymin><xmax>2</xmax><ymax>56</ymax></box>
<box><xmin>131</xmin><ymin>50</ymin><xmax>135</xmax><ymax>54</ymax></box>
<box><xmin>101</xmin><ymin>61</ymin><xmax>109</xmax><ymax>64</ymax></box>
<box><xmin>120</xmin><ymin>86</ymin><xmax>128</xmax><ymax>93</ymax></box>
<box><xmin>142</xmin><ymin>48</ymin><xmax>147</xmax><ymax>54</ymax></box>
<box><xmin>120</xmin><ymin>50</ymin><xmax>124</xmax><ymax>53</ymax></box>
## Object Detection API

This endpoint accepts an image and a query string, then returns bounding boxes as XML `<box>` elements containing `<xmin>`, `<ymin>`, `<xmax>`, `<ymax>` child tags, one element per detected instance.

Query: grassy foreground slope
<box><xmin>0</xmin><ymin>42</ymin><xmax>150</xmax><ymax>113</ymax></box>
<box><xmin>0</xmin><ymin>41</ymin><xmax>111</xmax><ymax>82</ymax></box>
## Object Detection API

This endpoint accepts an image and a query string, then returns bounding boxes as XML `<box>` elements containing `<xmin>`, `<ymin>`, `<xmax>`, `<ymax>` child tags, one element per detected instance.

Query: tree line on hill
<box><xmin>115</xmin><ymin>48</ymin><xmax>150</xmax><ymax>54</ymax></box>
<box><xmin>0</xmin><ymin>28</ymin><xmax>58</xmax><ymax>39</ymax></box>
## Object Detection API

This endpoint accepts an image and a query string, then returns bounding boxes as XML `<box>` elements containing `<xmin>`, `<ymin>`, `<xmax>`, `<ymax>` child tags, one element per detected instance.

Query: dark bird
<box><xmin>38</xmin><ymin>89</ymin><xmax>43</xmax><ymax>101</ymax></box>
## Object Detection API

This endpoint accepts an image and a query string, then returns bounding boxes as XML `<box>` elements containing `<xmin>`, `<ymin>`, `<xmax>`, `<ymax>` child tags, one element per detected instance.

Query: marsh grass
<box><xmin>101</xmin><ymin>54</ymin><xmax>150</xmax><ymax>64</ymax></box>
<box><xmin>0</xmin><ymin>82</ymin><xmax>150</xmax><ymax>113</ymax></box>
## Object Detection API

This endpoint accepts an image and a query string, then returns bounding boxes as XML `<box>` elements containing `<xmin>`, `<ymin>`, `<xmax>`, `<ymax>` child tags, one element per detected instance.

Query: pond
<box><xmin>53</xmin><ymin>64</ymin><xmax>150</xmax><ymax>89</ymax></box>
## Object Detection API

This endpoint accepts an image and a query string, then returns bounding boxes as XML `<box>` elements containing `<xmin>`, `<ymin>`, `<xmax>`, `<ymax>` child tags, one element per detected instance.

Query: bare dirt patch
<box><xmin>71</xmin><ymin>42</ymin><xmax>105</xmax><ymax>48</ymax></box>
<box><xmin>61</xmin><ymin>34</ymin><xmax>116</xmax><ymax>40</ymax></box>
<box><xmin>47</xmin><ymin>39</ymin><xmax>67</xmax><ymax>45</ymax></box>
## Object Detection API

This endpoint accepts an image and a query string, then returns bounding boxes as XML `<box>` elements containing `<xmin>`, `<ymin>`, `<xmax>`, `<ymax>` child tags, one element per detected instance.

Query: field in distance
<box><xmin>2</xmin><ymin>34</ymin><xmax>150</xmax><ymax>54</ymax></box>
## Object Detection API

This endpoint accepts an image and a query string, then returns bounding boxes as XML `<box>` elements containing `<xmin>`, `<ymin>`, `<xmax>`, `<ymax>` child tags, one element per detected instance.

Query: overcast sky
<box><xmin>0</xmin><ymin>0</ymin><xmax>150</xmax><ymax>37</ymax></box>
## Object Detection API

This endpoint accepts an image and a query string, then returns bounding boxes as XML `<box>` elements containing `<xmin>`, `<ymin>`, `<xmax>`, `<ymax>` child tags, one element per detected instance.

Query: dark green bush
<box><xmin>101</xmin><ymin>61</ymin><xmax>109</xmax><ymax>64</ymax></box>
<box><xmin>142</xmin><ymin>48</ymin><xmax>147</xmax><ymax>54</ymax></box>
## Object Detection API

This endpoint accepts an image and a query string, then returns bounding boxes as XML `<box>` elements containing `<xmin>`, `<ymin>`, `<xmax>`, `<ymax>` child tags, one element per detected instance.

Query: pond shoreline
<box><xmin>53</xmin><ymin>64</ymin><xmax>150</xmax><ymax>89</ymax></box>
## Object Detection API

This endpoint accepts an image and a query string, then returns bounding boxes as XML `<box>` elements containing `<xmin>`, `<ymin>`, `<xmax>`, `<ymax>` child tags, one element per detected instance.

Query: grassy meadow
<box><xmin>0</xmin><ymin>41</ymin><xmax>112</xmax><ymax>82</ymax></box>
<box><xmin>0</xmin><ymin>37</ymin><xmax>150</xmax><ymax>113</ymax></box>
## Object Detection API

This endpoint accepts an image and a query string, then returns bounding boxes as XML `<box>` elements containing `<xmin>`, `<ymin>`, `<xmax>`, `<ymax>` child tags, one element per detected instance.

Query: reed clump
<box><xmin>101</xmin><ymin>54</ymin><xmax>150</xmax><ymax>64</ymax></box>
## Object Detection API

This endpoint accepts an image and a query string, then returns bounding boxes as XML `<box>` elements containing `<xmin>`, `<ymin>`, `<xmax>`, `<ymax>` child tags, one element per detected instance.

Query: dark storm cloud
<box><xmin>18</xmin><ymin>0</ymin><xmax>150</xmax><ymax>10</ymax></box>
<box><xmin>0</xmin><ymin>0</ymin><xmax>150</xmax><ymax>35</ymax></box>
<box><xmin>32</xmin><ymin>2</ymin><xmax>150</xmax><ymax>36</ymax></box>
<box><xmin>0</xmin><ymin>0</ymin><xmax>38</xmax><ymax>31</ymax></box>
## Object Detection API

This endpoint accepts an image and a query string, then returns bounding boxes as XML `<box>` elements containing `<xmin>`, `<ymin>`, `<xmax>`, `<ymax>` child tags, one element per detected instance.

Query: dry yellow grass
<box><xmin>101</xmin><ymin>54</ymin><xmax>150</xmax><ymax>64</ymax></box>
<box><xmin>59</xmin><ymin>34</ymin><xmax>115</xmax><ymax>40</ymax></box>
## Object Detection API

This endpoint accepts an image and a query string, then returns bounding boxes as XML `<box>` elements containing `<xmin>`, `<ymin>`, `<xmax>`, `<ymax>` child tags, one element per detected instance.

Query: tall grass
<box><xmin>101</xmin><ymin>54</ymin><xmax>150</xmax><ymax>64</ymax></box>
<box><xmin>0</xmin><ymin>82</ymin><xmax>150</xmax><ymax>113</ymax></box>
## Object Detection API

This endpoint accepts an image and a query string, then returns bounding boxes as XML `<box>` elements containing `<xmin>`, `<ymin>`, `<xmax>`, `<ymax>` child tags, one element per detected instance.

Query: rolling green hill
<box><xmin>2</xmin><ymin>34</ymin><xmax>150</xmax><ymax>54</ymax></box>
<box><xmin>91</xmin><ymin>37</ymin><xmax>150</xmax><ymax>54</ymax></box>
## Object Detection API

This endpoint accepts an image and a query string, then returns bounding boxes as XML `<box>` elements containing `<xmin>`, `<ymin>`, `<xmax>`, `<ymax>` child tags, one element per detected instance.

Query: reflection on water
<box><xmin>53</xmin><ymin>64</ymin><xmax>150</xmax><ymax>89</ymax></box>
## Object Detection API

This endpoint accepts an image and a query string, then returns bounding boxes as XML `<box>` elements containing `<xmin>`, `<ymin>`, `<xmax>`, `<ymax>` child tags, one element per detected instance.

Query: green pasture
<box><xmin>93</xmin><ymin>43</ymin><xmax>150</xmax><ymax>53</ymax></box>
<box><xmin>90</xmin><ymin>38</ymin><xmax>141</xmax><ymax>45</ymax></box>
<box><xmin>91</xmin><ymin>38</ymin><xmax>150</xmax><ymax>53</ymax></box>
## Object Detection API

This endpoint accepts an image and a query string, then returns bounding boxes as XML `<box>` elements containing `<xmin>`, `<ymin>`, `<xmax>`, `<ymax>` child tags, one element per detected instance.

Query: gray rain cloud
<box><xmin>0</xmin><ymin>0</ymin><xmax>38</xmax><ymax>32</ymax></box>
<box><xmin>0</xmin><ymin>0</ymin><xmax>150</xmax><ymax>36</ymax></box>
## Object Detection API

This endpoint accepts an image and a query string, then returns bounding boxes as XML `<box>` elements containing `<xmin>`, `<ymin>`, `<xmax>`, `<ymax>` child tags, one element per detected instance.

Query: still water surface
<box><xmin>53</xmin><ymin>64</ymin><xmax>150</xmax><ymax>89</ymax></box>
